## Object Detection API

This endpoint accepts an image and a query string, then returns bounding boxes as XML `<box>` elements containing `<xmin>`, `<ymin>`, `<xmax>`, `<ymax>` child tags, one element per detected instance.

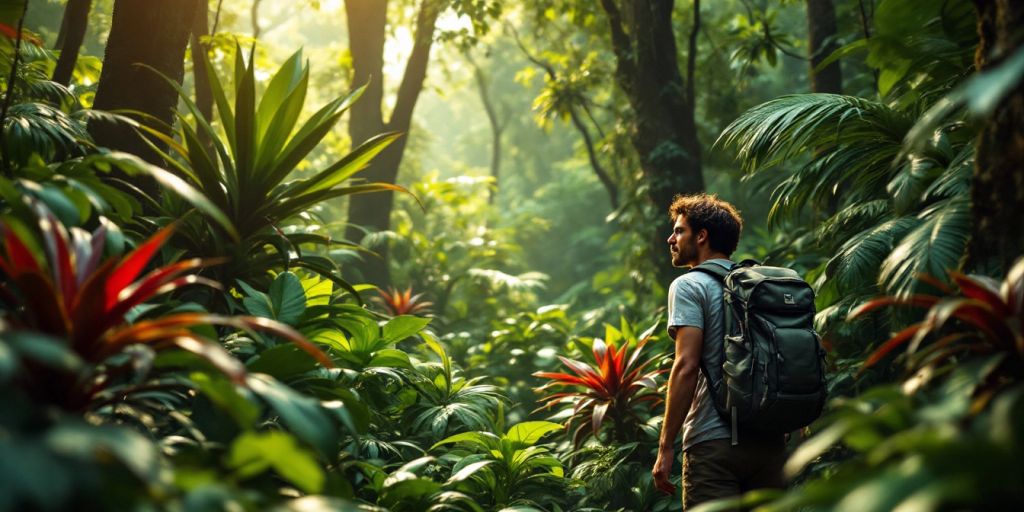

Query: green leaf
<box><xmin>447</xmin><ymin>460</ymin><xmax>494</xmax><ymax>484</ymax></box>
<box><xmin>228</xmin><ymin>431</ymin><xmax>325</xmax><ymax>494</ymax></box>
<box><xmin>247</xmin><ymin>344</ymin><xmax>320</xmax><ymax>379</ymax></box>
<box><xmin>432</xmin><ymin>431</ymin><xmax>499</xmax><ymax>451</ymax></box>
<box><xmin>97</xmin><ymin>152</ymin><xmax>240</xmax><ymax>242</ymax></box>
<box><xmin>45</xmin><ymin>422</ymin><xmax>165</xmax><ymax>486</ymax></box>
<box><xmin>256</xmin><ymin>49</ymin><xmax>305</xmax><ymax>146</ymax></box>
<box><xmin>382</xmin><ymin>315</ymin><xmax>431</xmax><ymax>344</ymax></box>
<box><xmin>4</xmin><ymin>331</ymin><xmax>83</xmax><ymax>373</ymax></box>
<box><xmin>246</xmin><ymin>373</ymin><xmax>338</xmax><ymax>455</ymax></box>
<box><xmin>367</xmin><ymin>348</ymin><xmax>413</xmax><ymax>369</ymax></box>
<box><xmin>270</xmin><ymin>497</ymin><xmax>384</xmax><ymax>512</ymax></box>
<box><xmin>191</xmin><ymin>372</ymin><xmax>259</xmax><ymax>427</ymax></box>
<box><xmin>270</xmin><ymin>271</ymin><xmax>307</xmax><ymax>325</ymax></box>
<box><xmin>505</xmin><ymin>421</ymin><xmax>561</xmax><ymax>446</ymax></box>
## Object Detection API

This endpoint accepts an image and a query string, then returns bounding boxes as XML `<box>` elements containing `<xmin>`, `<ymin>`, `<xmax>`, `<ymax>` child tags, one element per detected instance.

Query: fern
<box><xmin>880</xmin><ymin>197</ymin><xmax>971</xmax><ymax>297</ymax></box>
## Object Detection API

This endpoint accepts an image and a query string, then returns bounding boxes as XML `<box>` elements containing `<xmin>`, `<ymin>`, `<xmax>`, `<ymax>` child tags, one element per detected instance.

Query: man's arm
<box><xmin>652</xmin><ymin>325</ymin><xmax>704</xmax><ymax>495</ymax></box>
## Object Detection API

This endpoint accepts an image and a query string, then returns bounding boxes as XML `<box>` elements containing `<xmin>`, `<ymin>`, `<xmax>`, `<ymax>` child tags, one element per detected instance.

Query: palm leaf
<box><xmin>879</xmin><ymin>197</ymin><xmax>971</xmax><ymax>298</ymax></box>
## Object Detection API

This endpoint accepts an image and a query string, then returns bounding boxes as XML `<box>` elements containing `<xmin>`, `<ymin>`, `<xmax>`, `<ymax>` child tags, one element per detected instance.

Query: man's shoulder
<box><xmin>674</xmin><ymin>260</ymin><xmax>733</xmax><ymax>287</ymax></box>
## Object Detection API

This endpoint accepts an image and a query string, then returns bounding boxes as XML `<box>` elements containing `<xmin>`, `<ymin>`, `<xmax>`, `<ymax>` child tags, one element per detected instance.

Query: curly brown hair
<box><xmin>668</xmin><ymin>193</ymin><xmax>744</xmax><ymax>256</ymax></box>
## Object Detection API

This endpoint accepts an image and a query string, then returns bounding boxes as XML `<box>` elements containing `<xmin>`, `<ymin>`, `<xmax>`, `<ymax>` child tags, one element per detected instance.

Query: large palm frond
<box><xmin>717</xmin><ymin>94</ymin><xmax>914</xmax><ymax>224</ymax></box>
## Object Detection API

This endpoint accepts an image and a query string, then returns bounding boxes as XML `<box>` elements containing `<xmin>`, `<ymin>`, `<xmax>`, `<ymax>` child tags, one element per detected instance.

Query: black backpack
<box><xmin>690</xmin><ymin>259</ymin><xmax>827</xmax><ymax>443</ymax></box>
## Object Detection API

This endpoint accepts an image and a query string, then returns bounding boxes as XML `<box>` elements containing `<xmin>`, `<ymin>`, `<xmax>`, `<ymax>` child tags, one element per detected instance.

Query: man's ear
<box><xmin>697</xmin><ymin>228</ymin><xmax>709</xmax><ymax>245</ymax></box>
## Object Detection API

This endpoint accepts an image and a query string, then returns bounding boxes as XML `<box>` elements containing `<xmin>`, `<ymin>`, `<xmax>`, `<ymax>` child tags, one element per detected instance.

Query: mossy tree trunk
<box><xmin>598</xmin><ymin>0</ymin><xmax>704</xmax><ymax>281</ymax></box>
<box><xmin>968</xmin><ymin>0</ymin><xmax>1024</xmax><ymax>272</ymax></box>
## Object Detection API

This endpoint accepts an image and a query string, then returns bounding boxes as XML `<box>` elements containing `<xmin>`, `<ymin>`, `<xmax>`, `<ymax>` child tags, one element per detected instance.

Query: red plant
<box><xmin>533</xmin><ymin>324</ymin><xmax>667</xmax><ymax>446</ymax></box>
<box><xmin>850</xmin><ymin>257</ymin><xmax>1024</xmax><ymax>377</ymax></box>
<box><xmin>373</xmin><ymin>286</ymin><xmax>433</xmax><ymax>316</ymax></box>
<box><xmin>0</xmin><ymin>205</ymin><xmax>332</xmax><ymax>409</ymax></box>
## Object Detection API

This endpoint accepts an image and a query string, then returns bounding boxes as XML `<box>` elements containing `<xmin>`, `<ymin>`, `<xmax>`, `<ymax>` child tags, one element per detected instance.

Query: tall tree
<box><xmin>806</xmin><ymin>0</ymin><xmax>842</xmax><ymax>93</ymax></box>
<box><xmin>343</xmin><ymin>0</ymin><xmax>445</xmax><ymax>286</ymax></box>
<box><xmin>51</xmin><ymin>0</ymin><xmax>92</xmax><ymax>86</ymax></box>
<box><xmin>89</xmin><ymin>0</ymin><xmax>198</xmax><ymax>171</ymax></box>
<box><xmin>189</xmin><ymin>0</ymin><xmax>213</xmax><ymax>146</ymax></box>
<box><xmin>466</xmin><ymin>52</ymin><xmax>509</xmax><ymax>205</ymax></box>
<box><xmin>597</xmin><ymin>0</ymin><xmax>704</xmax><ymax>275</ymax></box>
<box><xmin>968</xmin><ymin>0</ymin><xmax>1024</xmax><ymax>272</ymax></box>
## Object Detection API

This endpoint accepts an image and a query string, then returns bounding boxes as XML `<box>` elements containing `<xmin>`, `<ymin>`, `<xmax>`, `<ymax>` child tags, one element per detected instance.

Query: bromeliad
<box><xmin>0</xmin><ymin>203</ymin><xmax>331</xmax><ymax>409</ymax></box>
<box><xmin>533</xmin><ymin>320</ymin><xmax>667</xmax><ymax>446</ymax></box>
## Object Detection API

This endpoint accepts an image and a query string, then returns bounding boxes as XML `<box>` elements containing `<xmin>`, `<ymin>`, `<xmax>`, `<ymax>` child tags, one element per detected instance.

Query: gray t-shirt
<box><xmin>667</xmin><ymin>258</ymin><xmax>732</xmax><ymax>451</ymax></box>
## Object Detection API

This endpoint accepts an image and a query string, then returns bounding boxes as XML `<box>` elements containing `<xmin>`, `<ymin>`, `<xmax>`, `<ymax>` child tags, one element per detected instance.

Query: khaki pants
<box><xmin>681</xmin><ymin>435</ymin><xmax>787</xmax><ymax>510</ymax></box>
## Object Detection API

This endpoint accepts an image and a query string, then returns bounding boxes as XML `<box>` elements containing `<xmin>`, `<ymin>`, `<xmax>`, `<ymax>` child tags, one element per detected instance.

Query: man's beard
<box><xmin>671</xmin><ymin>242</ymin><xmax>697</xmax><ymax>267</ymax></box>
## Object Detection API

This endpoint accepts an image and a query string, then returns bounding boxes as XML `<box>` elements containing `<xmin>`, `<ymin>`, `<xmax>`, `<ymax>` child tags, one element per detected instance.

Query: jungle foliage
<box><xmin>1</xmin><ymin>0</ymin><xmax>1023</xmax><ymax>511</ymax></box>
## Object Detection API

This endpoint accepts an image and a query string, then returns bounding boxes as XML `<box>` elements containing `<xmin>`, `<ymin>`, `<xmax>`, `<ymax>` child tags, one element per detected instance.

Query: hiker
<box><xmin>651</xmin><ymin>193</ymin><xmax>787</xmax><ymax>509</ymax></box>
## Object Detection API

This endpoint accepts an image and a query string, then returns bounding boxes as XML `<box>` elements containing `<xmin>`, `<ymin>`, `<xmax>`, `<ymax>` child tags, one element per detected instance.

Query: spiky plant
<box><xmin>0</xmin><ymin>203</ymin><xmax>330</xmax><ymax>411</ymax></box>
<box><xmin>533</xmin><ymin>321</ymin><xmax>666</xmax><ymax>446</ymax></box>
<box><xmin>373</xmin><ymin>286</ymin><xmax>433</xmax><ymax>316</ymax></box>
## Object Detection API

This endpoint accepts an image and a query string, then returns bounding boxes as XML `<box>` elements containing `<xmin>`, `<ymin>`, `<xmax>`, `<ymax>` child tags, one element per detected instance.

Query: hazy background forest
<box><xmin>1</xmin><ymin>0</ymin><xmax>1022</xmax><ymax>510</ymax></box>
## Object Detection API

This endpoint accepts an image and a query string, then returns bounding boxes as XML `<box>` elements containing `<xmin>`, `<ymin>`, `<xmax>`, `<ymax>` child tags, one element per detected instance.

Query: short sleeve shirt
<box><xmin>667</xmin><ymin>258</ymin><xmax>732</xmax><ymax>450</ymax></box>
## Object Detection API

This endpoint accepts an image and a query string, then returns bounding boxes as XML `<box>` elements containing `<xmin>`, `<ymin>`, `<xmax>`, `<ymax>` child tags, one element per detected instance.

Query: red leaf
<box><xmin>951</xmin><ymin>272</ymin><xmax>1008</xmax><ymax>316</ymax></box>
<box><xmin>103</xmin><ymin>258</ymin><xmax>222</xmax><ymax>321</ymax></box>
<box><xmin>105</xmin><ymin>224</ymin><xmax>176</xmax><ymax>310</ymax></box>
<box><xmin>36</xmin><ymin>210</ymin><xmax>77</xmax><ymax>312</ymax></box>
<box><xmin>848</xmin><ymin>295</ymin><xmax>941</xmax><ymax>319</ymax></box>
<box><xmin>2</xmin><ymin>227</ymin><xmax>41</xmax><ymax>277</ymax></box>
<box><xmin>861</xmin><ymin>322</ymin><xmax>923</xmax><ymax>371</ymax></box>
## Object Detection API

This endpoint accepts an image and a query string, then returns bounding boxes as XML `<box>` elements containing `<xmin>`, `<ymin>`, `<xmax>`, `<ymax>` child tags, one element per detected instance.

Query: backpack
<box><xmin>690</xmin><ymin>259</ymin><xmax>827</xmax><ymax>443</ymax></box>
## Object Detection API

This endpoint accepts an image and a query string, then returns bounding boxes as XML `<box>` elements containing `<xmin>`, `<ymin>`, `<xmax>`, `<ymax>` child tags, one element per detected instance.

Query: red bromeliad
<box><xmin>373</xmin><ymin>286</ymin><xmax>433</xmax><ymax>316</ymax></box>
<box><xmin>533</xmin><ymin>323</ymin><xmax>667</xmax><ymax>446</ymax></box>
<box><xmin>0</xmin><ymin>205</ymin><xmax>332</xmax><ymax>409</ymax></box>
<box><xmin>850</xmin><ymin>257</ymin><xmax>1024</xmax><ymax>379</ymax></box>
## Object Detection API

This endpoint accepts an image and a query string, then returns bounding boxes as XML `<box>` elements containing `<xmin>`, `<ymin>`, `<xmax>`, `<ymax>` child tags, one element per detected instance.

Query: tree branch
<box><xmin>387</xmin><ymin>0</ymin><xmax>443</xmax><ymax>132</ymax></box>
<box><xmin>599</xmin><ymin>0</ymin><xmax>636</xmax><ymax>81</ymax></box>
<box><xmin>509</xmin><ymin>25</ymin><xmax>618</xmax><ymax>209</ymax></box>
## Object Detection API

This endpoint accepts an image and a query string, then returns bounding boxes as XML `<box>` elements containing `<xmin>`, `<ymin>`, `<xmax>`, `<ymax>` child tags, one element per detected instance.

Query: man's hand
<box><xmin>652</xmin><ymin>449</ymin><xmax>676</xmax><ymax>495</ymax></box>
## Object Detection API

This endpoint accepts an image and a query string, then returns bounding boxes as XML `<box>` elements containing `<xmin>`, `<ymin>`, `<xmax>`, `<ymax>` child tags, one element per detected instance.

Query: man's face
<box><xmin>667</xmin><ymin>214</ymin><xmax>699</xmax><ymax>267</ymax></box>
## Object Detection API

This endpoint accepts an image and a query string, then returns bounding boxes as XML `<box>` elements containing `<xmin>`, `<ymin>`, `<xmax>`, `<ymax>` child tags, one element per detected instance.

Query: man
<box><xmin>651</xmin><ymin>193</ymin><xmax>786</xmax><ymax>509</ymax></box>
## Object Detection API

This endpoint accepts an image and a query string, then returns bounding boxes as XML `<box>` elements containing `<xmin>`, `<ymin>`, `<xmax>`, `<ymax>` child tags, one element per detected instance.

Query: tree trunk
<box><xmin>967</xmin><ymin>0</ymin><xmax>1024</xmax><ymax>273</ymax></box>
<box><xmin>344</xmin><ymin>0</ymin><xmax>442</xmax><ymax>287</ymax></box>
<box><xmin>90</xmin><ymin>0</ymin><xmax>197</xmax><ymax>175</ymax></box>
<box><xmin>598</xmin><ymin>0</ymin><xmax>704</xmax><ymax>279</ymax></box>
<box><xmin>190</xmin><ymin>0</ymin><xmax>213</xmax><ymax>148</ymax></box>
<box><xmin>468</xmin><ymin>54</ymin><xmax>506</xmax><ymax>205</ymax></box>
<box><xmin>51</xmin><ymin>0</ymin><xmax>92</xmax><ymax>86</ymax></box>
<box><xmin>806</xmin><ymin>0</ymin><xmax>842</xmax><ymax>94</ymax></box>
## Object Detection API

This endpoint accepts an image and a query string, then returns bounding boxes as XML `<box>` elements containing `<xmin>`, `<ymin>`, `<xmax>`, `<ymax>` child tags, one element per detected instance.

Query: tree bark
<box><xmin>344</xmin><ymin>0</ymin><xmax>442</xmax><ymax>287</ymax></box>
<box><xmin>51</xmin><ymin>0</ymin><xmax>92</xmax><ymax>86</ymax></box>
<box><xmin>598</xmin><ymin>0</ymin><xmax>704</xmax><ymax>277</ymax></box>
<box><xmin>190</xmin><ymin>0</ymin><xmax>213</xmax><ymax>148</ymax></box>
<box><xmin>90</xmin><ymin>0</ymin><xmax>197</xmax><ymax>175</ymax></box>
<box><xmin>967</xmin><ymin>0</ymin><xmax>1024</xmax><ymax>272</ymax></box>
<box><xmin>806</xmin><ymin>0</ymin><xmax>842</xmax><ymax>94</ymax></box>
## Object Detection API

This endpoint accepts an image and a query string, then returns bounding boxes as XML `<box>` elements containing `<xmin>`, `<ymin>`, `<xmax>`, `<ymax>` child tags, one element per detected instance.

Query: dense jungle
<box><xmin>1</xmin><ymin>0</ymin><xmax>1022</xmax><ymax>510</ymax></box>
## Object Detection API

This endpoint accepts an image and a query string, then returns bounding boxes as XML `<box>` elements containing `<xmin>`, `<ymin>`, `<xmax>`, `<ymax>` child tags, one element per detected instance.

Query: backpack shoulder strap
<box><xmin>687</xmin><ymin>260</ymin><xmax>734</xmax><ymax>281</ymax></box>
